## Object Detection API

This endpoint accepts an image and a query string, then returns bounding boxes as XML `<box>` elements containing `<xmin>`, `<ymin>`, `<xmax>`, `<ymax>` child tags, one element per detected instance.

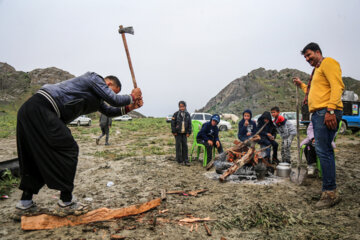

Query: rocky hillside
<box><xmin>0</xmin><ymin>62</ymin><xmax>74</xmax><ymax>103</ymax></box>
<box><xmin>0</xmin><ymin>62</ymin><xmax>145</xmax><ymax>118</ymax></box>
<box><xmin>199</xmin><ymin>68</ymin><xmax>360</xmax><ymax>115</ymax></box>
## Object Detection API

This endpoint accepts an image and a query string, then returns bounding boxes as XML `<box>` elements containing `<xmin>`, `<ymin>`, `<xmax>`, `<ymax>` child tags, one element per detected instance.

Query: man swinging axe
<box><xmin>15</xmin><ymin>27</ymin><xmax>143</xmax><ymax>210</ymax></box>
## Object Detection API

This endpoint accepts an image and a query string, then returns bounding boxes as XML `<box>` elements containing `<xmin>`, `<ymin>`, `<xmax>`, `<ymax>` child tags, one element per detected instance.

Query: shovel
<box><xmin>290</xmin><ymin>86</ymin><xmax>307</xmax><ymax>185</ymax></box>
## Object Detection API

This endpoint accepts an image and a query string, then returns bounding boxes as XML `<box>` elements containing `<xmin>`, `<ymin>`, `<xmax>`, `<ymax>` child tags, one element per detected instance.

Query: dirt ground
<box><xmin>0</xmin><ymin>119</ymin><xmax>360</xmax><ymax>240</ymax></box>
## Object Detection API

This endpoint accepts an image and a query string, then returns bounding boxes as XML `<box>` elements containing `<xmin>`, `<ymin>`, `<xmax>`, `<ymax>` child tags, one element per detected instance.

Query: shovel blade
<box><xmin>297</xmin><ymin>167</ymin><xmax>308</xmax><ymax>185</ymax></box>
<box><xmin>290</xmin><ymin>167</ymin><xmax>308</xmax><ymax>185</ymax></box>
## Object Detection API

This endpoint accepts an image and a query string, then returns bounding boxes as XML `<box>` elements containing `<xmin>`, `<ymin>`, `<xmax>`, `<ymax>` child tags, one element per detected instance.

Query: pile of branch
<box><xmin>205</xmin><ymin>123</ymin><xmax>272</xmax><ymax>182</ymax></box>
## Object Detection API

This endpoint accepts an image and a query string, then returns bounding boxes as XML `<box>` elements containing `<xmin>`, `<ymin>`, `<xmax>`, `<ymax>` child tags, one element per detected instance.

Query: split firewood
<box><xmin>21</xmin><ymin>198</ymin><xmax>161</xmax><ymax>230</ymax></box>
<box><xmin>179</xmin><ymin>217</ymin><xmax>215</xmax><ymax>223</ymax></box>
<box><xmin>195</xmin><ymin>223</ymin><xmax>198</xmax><ymax>232</ymax></box>
<box><xmin>110</xmin><ymin>235</ymin><xmax>126</xmax><ymax>240</ymax></box>
<box><xmin>166</xmin><ymin>190</ymin><xmax>184</xmax><ymax>194</ymax></box>
<box><xmin>190</xmin><ymin>224</ymin><xmax>194</xmax><ymax>232</ymax></box>
<box><xmin>203</xmin><ymin>223</ymin><xmax>212</xmax><ymax>236</ymax></box>
<box><xmin>166</xmin><ymin>189</ymin><xmax>208</xmax><ymax>196</ymax></box>
<box><xmin>205</xmin><ymin>158</ymin><xmax>216</xmax><ymax>170</ymax></box>
<box><xmin>187</xmin><ymin>189</ymin><xmax>208</xmax><ymax>196</ymax></box>
<box><xmin>158</xmin><ymin>209</ymin><xmax>168</xmax><ymax>214</ymax></box>
<box><xmin>160</xmin><ymin>189</ymin><xmax>167</xmax><ymax>201</ymax></box>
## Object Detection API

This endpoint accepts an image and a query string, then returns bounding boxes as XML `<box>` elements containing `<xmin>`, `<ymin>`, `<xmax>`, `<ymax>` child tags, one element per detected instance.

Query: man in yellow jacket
<box><xmin>293</xmin><ymin>42</ymin><xmax>344</xmax><ymax>209</ymax></box>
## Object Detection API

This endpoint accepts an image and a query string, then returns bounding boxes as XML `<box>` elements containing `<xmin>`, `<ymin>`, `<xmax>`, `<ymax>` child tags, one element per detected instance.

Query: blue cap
<box><xmin>211</xmin><ymin>114</ymin><xmax>220</xmax><ymax>123</ymax></box>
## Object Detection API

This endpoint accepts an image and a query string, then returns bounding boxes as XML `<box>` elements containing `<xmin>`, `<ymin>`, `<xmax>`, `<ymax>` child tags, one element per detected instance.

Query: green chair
<box><xmin>300</xmin><ymin>121</ymin><xmax>342</xmax><ymax>177</ymax></box>
<box><xmin>189</xmin><ymin>120</ymin><xmax>215</xmax><ymax>167</ymax></box>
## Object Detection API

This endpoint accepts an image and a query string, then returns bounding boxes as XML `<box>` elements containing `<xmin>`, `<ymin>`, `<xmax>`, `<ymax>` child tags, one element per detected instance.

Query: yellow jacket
<box><xmin>300</xmin><ymin>57</ymin><xmax>344</xmax><ymax>112</ymax></box>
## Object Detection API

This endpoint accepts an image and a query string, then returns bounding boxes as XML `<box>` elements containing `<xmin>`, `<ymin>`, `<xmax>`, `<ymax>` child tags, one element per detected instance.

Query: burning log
<box><xmin>216</xmin><ymin>123</ymin><xmax>273</xmax><ymax>181</ymax></box>
<box><xmin>206</xmin><ymin>135</ymin><xmax>259</xmax><ymax>171</ymax></box>
<box><xmin>219</xmin><ymin>147</ymin><xmax>256</xmax><ymax>182</ymax></box>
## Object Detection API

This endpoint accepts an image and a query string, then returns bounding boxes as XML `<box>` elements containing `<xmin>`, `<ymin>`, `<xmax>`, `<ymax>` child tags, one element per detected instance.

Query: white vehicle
<box><xmin>113</xmin><ymin>115</ymin><xmax>132</xmax><ymax>121</ymax></box>
<box><xmin>279</xmin><ymin>112</ymin><xmax>305</xmax><ymax>128</ymax></box>
<box><xmin>166</xmin><ymin>114</ymin><xmax>172</xmax><ymax>123</ymax></box>
<box><xmin>69</xmin><ymin>115</ymin><xmax>91</xmax><ymax>126</ymax></box>
<box><xmin>191</xmin><ymin>112</ymin><xmax>232</xmax><ymax>131</ymax></box>
<box><xmin>253</xmin><ymin>112</ymin><xmax>304</xmax><ymax>128</ymax></box>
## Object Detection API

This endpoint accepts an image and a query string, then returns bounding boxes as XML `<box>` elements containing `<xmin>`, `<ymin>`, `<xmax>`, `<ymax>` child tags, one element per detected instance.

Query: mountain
<box><xmin>0</xmin><ymin>62</ymin><xmax>74</xmax><ymax>104</ymax></box>
<box><xmin>0</xmin><ymin>62</ymin><xmax>145</xmax><ymax>118</ymax></box>
<box><xmin>198</xmin><ymin>68</ymin><xmax>360</xmax><ymax>116</ymax></box>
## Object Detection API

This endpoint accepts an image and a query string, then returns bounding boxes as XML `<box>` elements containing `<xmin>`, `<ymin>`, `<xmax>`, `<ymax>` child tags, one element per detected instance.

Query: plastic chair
<box><xmin>189</xmin><ymin>120</ymin><xmax>215</xmax><ymax>167</ymax></box>
<box><xmin>300</xmin><ymin>121</ymin><xmax>342</xmax><ymax>177</ymax></box>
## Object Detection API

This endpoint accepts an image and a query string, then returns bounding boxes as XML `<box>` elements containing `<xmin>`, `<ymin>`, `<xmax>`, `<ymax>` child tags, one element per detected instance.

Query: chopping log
<box><xmin>21</xmin><ymin>198</ymin><xmax>161</xmax><ymax>230</ymax></box>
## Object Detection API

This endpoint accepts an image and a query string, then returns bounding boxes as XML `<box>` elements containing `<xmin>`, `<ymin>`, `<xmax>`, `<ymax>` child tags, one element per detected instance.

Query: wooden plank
<box><xmin>21</xmin><ymin>198</ymin><xmax>161</xmax><ymax>230</ymax></box>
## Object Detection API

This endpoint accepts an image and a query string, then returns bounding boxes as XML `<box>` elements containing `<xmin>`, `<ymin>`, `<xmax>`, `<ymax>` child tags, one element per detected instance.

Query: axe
<box><xmin>118</xmin><ymin>25</ymin><xmax>137</xmax><ymax>88</ymax></box>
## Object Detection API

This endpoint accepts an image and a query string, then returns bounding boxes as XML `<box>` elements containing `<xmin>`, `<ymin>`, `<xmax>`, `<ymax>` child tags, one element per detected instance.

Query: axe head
<box><xmin>118</xmin><ymin>26</ymin><xmax>134</xmax><ymax>35</ymax></box>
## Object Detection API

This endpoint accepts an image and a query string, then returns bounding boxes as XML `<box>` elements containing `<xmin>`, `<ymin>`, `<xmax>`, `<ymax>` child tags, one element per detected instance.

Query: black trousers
<box><xmin>17</xmin><ymin>94</ymin><xmax>79</xmax><ymax>195</ymax></box>
<box><xmin>259</xmin><ymin>138</ymin><xmax>278</xmax><ymax>159</ymax></box>
<box><xmin>304</xmin><ymin>143</ymin><xmax>317</xmax><ymax>165</ymax></box>
<box><xmin>175</xmin><ymin>133</ymin><xmax>188</xmax><ymax>163</ymax></box>
<box><xmin>98</xmin><ymin>126</ymin><xmax>110</xmax><ymax>143</ymax></box>
<box><xmin>197</xmin><ymin>138</ymin><xmax>223</xmax><ymax>162</ymax></box>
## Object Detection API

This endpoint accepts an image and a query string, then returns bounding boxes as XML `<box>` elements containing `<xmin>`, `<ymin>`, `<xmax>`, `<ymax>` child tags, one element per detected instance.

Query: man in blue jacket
<box><xmin>196</xmin><ymin>114</ymin><xmax>224</xmax><ymax>164</ymax></box>
<box><xmin>16</xmin><ymin>72</ymin><xmax>142</xmax><ymax>210</ymax></box>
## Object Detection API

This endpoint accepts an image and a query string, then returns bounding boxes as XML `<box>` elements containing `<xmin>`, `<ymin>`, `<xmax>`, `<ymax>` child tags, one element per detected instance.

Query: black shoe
<box><xmin>184</xmin><ymin>162</ymin><xmax>190</xmax><ymax>167</ymax></box>
<box><xmin>96</xmin><ymin>138</ymin><xmax>100</xmax><ymax>145</ymax></box>
<box><xmin>272</xmin><ymin>157</ymin><xmax>280</xmax><ymax>165</ymax></box>
<box><xmin>105</xmin><ymin>142</ymin><xmax>110</xmax><ymax>146</ymax></box>
<box><xmin>177</xmin><ymin>161</ymin><xmax>183</xmax><ymax>165</ymax></box>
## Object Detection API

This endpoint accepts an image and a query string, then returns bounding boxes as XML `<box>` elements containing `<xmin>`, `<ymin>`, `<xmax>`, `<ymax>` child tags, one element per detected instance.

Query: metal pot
<box><xmin>276</xmin><ymin>162</ymin><xmax>291</xmax><ymax>177</ymax></box>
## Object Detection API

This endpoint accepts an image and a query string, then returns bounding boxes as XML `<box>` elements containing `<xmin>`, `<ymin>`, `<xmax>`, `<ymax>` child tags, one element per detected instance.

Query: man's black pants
<box><xmin>259</xmin><ymin>138</ymin><xmax>278</xmax><ymax>160</ymax></box>
<box><xmin>197</xmin><ymin>138</ymin><xmax>223</xmax><ymax>162</ymax></box>
<box><xmin>98</xmin><ymin>126</ymin><xmax>110</xmax><ymax>144</ymax></box>
<box><xmin>17</xmin><ymin>94</ymin><xmax>79</xmax><ymax>201</ymax></box>
<box><xmin>175</xmin><ymin>133</ymin><xmax>188</xmax><ymax>163</ymax></box>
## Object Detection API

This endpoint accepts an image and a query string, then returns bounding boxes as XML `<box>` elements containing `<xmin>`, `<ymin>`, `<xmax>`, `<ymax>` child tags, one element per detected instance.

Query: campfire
<box><xmin>206</xmin><ymin>123</ymin><xmax>276</xmax><ymax>182</ymax></box>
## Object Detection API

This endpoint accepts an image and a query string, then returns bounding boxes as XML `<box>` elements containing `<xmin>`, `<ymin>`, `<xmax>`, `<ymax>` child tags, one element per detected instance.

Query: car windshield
<box><xmin>192</xmin><ymin>114</ymin><xmax>203</xmax><ymax>120</ymax></box>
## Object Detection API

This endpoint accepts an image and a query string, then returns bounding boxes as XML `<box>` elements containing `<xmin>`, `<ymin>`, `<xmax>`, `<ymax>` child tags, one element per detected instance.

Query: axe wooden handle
<box><xmin>120</xmin><ymin>25</ymin><xmax>137</xmax><ymax>88</ymax></box>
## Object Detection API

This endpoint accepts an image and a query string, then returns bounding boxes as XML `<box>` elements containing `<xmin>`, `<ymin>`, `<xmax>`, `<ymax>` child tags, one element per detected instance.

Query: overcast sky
<box><xmin>1</xmin><ymin>0</ymin><xmax>359</xmax><ymax>117</ymax></box>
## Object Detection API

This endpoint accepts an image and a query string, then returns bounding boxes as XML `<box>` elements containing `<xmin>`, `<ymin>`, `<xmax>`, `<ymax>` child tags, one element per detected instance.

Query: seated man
<box><xmin>257</xmin><ymin>111</ymin><xmax>279</xmax><ymax>163</ymax></box>
<box><xmin>196</xmin><ymin>114</ymin><xmax>224</xmax><ymax>164</ymax></box>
